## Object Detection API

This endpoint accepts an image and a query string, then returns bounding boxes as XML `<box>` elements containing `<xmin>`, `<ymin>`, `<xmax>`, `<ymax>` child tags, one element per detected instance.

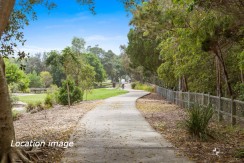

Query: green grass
<box><xmin>16</xmin><ymin>88</ymin><xmax>128</xmax><ymax>104</ymax></box>
<box><xmin>84</xmin><ymin>88</ymin><xmax>128</xmax><ymax>100</ymax></box>
<box><xmin>17</xmin><ymin>94</ymin><xmax>47</xmax><ymax>104</ymax></box>
<box><xmin>133</xmin><ymin>82</ymin><xmax>155</xmax><ymax>92</ymax></box>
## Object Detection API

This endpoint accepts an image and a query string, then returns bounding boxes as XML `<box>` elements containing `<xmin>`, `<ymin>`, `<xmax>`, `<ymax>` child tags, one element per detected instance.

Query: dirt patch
<box><xmin>14</xmin><ymin>100</ymin><xmax>102</xmax><ymax>162</ymax></box>
<box><xmin>137</xmin><ymin>93</ymin><xmax>244</xmax><ymax>163</ymax></box>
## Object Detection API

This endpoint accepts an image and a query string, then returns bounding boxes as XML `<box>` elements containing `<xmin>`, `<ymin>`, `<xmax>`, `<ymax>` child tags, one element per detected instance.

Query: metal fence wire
<box><xmin>156</xmin><ymin>86</ymin><xmax>244</xmax><ymax>125</ymax></box>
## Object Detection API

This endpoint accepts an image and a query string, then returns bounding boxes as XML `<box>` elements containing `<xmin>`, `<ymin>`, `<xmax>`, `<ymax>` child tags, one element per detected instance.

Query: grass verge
<box><xmin>17</xmin><ymin>94</ymin><xmax>47</xmax><ymax>104</ymax></box>
<box><xmin>84</xmin><ymin>88</ymin><xmax>128</xmax><ymax>100</ymax></box>
<box><xmin>137</xmin><ymin>93</ymin><xmax>244</xmax><ymax>162</ymax></box>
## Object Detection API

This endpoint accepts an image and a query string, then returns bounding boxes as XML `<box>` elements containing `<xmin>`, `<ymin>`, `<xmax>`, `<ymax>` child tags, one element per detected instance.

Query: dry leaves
<box><xmin>14</xmin><ymin>100</ymin><xmax>102</xmax><ymax>162</ymax></box>
<box><xmin>137</xmin><ymin>93</ymin><xmax>244</xmax><ymax>163</ymax></box>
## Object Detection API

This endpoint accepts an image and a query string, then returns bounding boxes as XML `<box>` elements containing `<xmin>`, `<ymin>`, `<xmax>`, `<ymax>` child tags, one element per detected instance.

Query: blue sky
<box><xmin>20</xmin><ymin>0</ymin><xmax>131</xmax><ymax>55</ymax></box>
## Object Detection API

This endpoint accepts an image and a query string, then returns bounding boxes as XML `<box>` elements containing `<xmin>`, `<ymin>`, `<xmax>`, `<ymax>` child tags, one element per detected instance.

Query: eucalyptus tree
<box><xmin>127</xmin><ymin>0</ymin><xmax>243</xmax><ymax>97</ymax></box>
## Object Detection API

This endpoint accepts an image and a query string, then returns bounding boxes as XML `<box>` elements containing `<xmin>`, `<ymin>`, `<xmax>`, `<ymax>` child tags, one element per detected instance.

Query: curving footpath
<box><xmin>62</xmin><ymin>85</ymin><xmax>193</xmax><ymax>163</ymax></box>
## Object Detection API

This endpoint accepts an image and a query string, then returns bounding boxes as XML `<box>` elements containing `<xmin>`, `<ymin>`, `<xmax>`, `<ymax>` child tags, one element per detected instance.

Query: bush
<box><xmin>9</xmin><ymin>83</ymin><xmax>19</xmax><ymax>93</ymax></box>
<box><xmin>133</xmin><ymin>82</ymin><xmax>155</xmax><ymax>92</ymax></box>
<box><xmin>131</xmin><ymin>82</ymin><xmax>137</xmax><ymax>89</ymax></box>
<box><xmin>44</xmin><ymin>94</ymin><xmax>54</xmax><ymax>108</ymax></box>
<box><xmin>26</xmin><ymin>103</ymin><xmax>35</xmax><ymax>112</ymax></box>
<box><xmin>235</xmin><ymin>148</ymin><xmax>244</xmax><ymax>158</ymax></box>
<box><xmin>184</xmin><ymin>104</ymin><xmax>214</xmax><ymax>140</ymax></box>
<box><xmin>26</xmin><ymin>102</ymin><xmax>45</xmax><ymax>113</ymax></box>
<box><xmin>12</xmin><ymin>110</ymin><xmax>22</xmax><ymax>121</ymax></box>
<box><xmin>58</xmin><ymin>79</ymin><xmax>83</xmax><ymax>105</ymax></box>
<box><xmin>10</xmin><ymin>94</ymin><xmax>19</xmax><ymax>105</ymax></box>
<box><xmin>45</xmin><ymin>84</ymin><xmax>59</xmax><ymax>108</ymax></box>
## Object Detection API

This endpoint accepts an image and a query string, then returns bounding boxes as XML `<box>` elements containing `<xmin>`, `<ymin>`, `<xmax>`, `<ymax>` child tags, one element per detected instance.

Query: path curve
<box><xmin>62</xmin><ymin>86</ymin><xmax>192</xmax><ymax>163</ymax></box>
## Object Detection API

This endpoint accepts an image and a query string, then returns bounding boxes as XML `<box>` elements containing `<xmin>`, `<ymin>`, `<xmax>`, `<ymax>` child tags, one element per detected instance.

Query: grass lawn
<box><xmin>16</xmin><ymin>88</ymin><xmax>127</xmax><ymax>104</ymax></box>
<box><xmin>17</xmin><ymin>94</ymin><xmax>47</xmax><ymax>104</ymax></box>
<box><xmin>84</xmin><ymin>88</ymin><xmax>128</xmax><ymax>101</ymax></box>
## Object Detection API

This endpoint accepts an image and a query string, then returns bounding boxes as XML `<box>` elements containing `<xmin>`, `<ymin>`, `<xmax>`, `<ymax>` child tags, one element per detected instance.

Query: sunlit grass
<box><xmin>17</xmin><ymin>94</ymin><xmax>47</xmax><ymax>104</ymax></box>
<box><xmin>84</xmin><ymin>88</ymin><xmax>128</xmax><ymax>101</ymax></box>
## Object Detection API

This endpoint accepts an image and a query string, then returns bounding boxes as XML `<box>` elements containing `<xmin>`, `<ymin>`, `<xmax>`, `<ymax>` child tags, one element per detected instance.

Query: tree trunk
<box><xmin>66</xmin><ymin>82</ymin><xmax>71</xmax><ymax>108</ymax></box>
<box><xmin>215</xmin><ymin>56</ymin><xmax>222</xmax><ymax>96</ymax></box>
<box><xmin>0</xmin><ymin>57</ymin><xmax>16</xmax><ymax>158</ymax></box>
<box><xmin>0</xmin><ymin>0</ymin><xmax>16</xmax><ymax>159</ymax></box>
<box><xmin>214</xmin><ymin>47</ymin><xmax>233</xmax><ymax>97</ymax></box>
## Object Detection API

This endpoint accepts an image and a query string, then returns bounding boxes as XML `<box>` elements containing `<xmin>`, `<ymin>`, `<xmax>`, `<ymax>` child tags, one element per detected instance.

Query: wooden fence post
<box><xmin>208</xmin><ymin>93</ymin><xmax>210</xmax><ymax>105</ymax></box>
<box><xmin>218</xmin><ymin>95</ymin><xmax>223</xmax><ymax>122</ymax></box>
<box><xmin>202</xmin><ymin>93</ymin><xmax>204</xmax><ymax>105</ymax></box>
<box><xmin>231</xmin><ymin>96</ymin><xmax>237</xmax><ymax>125</ymax></box>
<box><xmin>194</xmin><ymin>92</ymin><xmax>197</xmax><ymax>103</ymax></box>
<box><xmin>188</xmin><ymin>92</ymin><xmax>190</xmax><ymax>108</ymax></box>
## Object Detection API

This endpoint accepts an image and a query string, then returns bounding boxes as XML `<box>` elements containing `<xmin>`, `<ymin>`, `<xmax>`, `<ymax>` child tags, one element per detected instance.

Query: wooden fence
<box><xmin>156</xmin><ymin>86</ymin><xmax>244</xmax><ymax>125</ymax></box>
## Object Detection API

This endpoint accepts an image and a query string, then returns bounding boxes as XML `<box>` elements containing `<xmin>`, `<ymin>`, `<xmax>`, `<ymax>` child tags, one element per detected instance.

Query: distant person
<box><xmin>121</xmin><ymin>79</ymin><xmax>125</xmax><ymax>89</ymax></box>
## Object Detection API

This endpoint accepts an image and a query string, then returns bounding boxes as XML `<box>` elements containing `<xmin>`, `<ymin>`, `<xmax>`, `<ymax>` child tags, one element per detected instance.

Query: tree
<box><xmin>87</xmin><ymin>44</ymin><xmax>106</xmax><ymax>59</ymax></box>
<box><xmin>79</xmin><ymin>64</ymin><xmax>96</xmax><ymax>100</ymax></box>
<box><xmin>71</xmin><ymin>36</ymin><xmax>86</xmax><ymax>54</ymax></box>
<box><xmin>40</xmin><ymin>71</ymin><xmax>53</xmax><ymax>88</ymax></box>
<box><xmin>45</xmin><ymin>50</ymin><xmax>65</xmax><ymax>87</ymax></box>
<box><xmin>5</xmin><ymin>59</ymin><xmax>30</xmax><ymax>92</ymax></box>
<box><xmin>28</xmin><ymin>71</ymin><xmax>43</xmax><ymax>88</ymax></box>
<box><xmin>83</xmin><ymin>53</ymin><xmax>106</xmax><ymax>83</ymax></box>
<box><xmin>25</xmin><ymin>53</ymin><xmax>48</xmax><ymax>74</ymax></box>
<box><xmin>126</xmin><ymin>0</ymin><xmax>243</xmax><ymax>97</ymax></box>
<box><xmin>0</xmin><ymin>0</ymin><xmax>95</xmax><ymax>161</ymax></box>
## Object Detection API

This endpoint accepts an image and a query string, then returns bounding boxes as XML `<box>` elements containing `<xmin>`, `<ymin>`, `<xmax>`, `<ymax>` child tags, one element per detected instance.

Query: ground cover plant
<box><xmin>137</xmin><ymin>93</ymin><xmax>244</xmax><ymax>162</ymax></box>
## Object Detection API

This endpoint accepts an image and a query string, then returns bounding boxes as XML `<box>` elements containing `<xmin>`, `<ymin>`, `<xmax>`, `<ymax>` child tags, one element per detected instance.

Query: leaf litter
<box><xmin>137</xmin><ymin>93</ymin><xmax>244</xmax><ymax>163</ymax></box>
<box><xmin>14</xmin><ymin>100</ymin><xmax>102</xmax><ymax>162</ymax></box>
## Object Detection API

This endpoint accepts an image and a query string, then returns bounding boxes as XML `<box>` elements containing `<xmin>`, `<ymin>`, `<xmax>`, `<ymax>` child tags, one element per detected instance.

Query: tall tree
<box><xmin>0</xmin><ymin>0</ymin><xmax>95</xmax><ymax>161</ymax></box>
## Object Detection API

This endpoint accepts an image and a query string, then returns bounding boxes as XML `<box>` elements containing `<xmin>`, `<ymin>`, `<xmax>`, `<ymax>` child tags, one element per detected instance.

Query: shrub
<box><xmin>26</xmin><ymin>102</ymin><xmax>45</xmax><ymax>113</ymax></box>
<box><xmin>58</xmin><ymin>79</ymin><xmax>83</xmax><ymax>105</ymax></box>
<box><xmin>8</xmin><ymin>83</ymin><xmax>19</xmax><ymax>93</ymax></box>
<box><xmin>26</xmin><ymin>103</ymin><xmax>35</xmax><ymax>112</ymax></box>
<box><xmin>184</xmin><ymin>104</ymin><xmax>214</xmax><ymax>140</ymax></box>
<box><xmin>131</xmin><ymin>82</ymin><xmax>137</xmax><ymax>89</ymax></box>
<box><xmin>10</xmin><ymin>94</ymin><xmax>19</xmax><ymax>105</ymax></box>
<box><xmin>12</xmin><ymin>110</ymin><xmax>22</xmax><ymax>121</ymax></box>
<box><xmin>44</xmin><ymin>94</ymin><xmax>55</xmax><ymax>108</ymax></box>
<box><xmin>235</xmin><ymin>148</ymin><xmax>244</xmax><ymax>158</ymax></box>
<box><xmin>133</xmin><ymin>82</ymin><xmax>155</xmax><ymax>92</ymax></box>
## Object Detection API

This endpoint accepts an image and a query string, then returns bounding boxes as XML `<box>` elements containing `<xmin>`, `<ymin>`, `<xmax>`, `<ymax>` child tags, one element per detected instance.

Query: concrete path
<box><xmin>62</xmin><ymin>86</ymin><xmax>192</xmax><ymax>163</ymax></box>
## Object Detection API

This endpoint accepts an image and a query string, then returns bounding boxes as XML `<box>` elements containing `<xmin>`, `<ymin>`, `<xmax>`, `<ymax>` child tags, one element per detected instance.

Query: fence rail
<box><xmin>156</xmin><ymin>86</ymin><xmax>244</xmax><ymax>125</ymax></box>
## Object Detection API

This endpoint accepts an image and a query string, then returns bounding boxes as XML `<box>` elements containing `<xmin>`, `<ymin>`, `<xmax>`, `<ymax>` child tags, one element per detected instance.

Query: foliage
<box><xmin>5</xmin><ymin>58</ymin><xmax>30</xmax><ymax>92</ymax></box>
<box><xmin>84</xmin><ymin>88</ymin><xmax>128</xmax><ymax>101</ymax></box>
<box><xmin>132</xmin><ymin>82</ymin><xmax>155</xmax><ymax>92</ymax></box>
<box><xmin>12</xmin><ymin>110</ymin><xmax>22</xmax><ymax>121</ymax></box>
<box><xmin>24</xmin><ymin>53</ymin><xmax>49</xmax><ymax>74</ymax></box>
<box><xmin>27</xmin><ymin>71</ymin><xmax>43</xmax><ymax>88</ymax></box>
<box><xmin>44</xmin><ymin>94</ymin><xmax>55</xmax><ymax>108</ymax></box>
<box><xmin>45</xmin><ymin>50</ymin><xmax>65</xmax><ymax>87</ymax></box>
<box><xmin>40</xmin><ymin>71</ymin><xmax>53</xmax><ymax>88</ymax></box>
<box><xmin>58</xmin><ymin>79</ymin><xmax>83</xmax><ymax>105</ymax></box>
<box><xmin>184</xmin><ymin>104</ymin><xmax>214</xmax><ymax>140</ymax></box>
<box><xmin>126</xmin><ymin>0</ymin><xmax>244</xmax><ymax>98</ymax></box>
<box><xmin>26</xmin><ymin>101</ymin><xmax>45</xmax><ymax>113</ymax></box>
<box><xmin>235</xmin><ymin>148</ymin><xmax>244</xmax><ymax>158</ymax></box>
<box><xmin>83</xmin><ymin>53</ymin><xmax>107</xmax><ymax>83</ymax></box>
<box><xmin>131</xmin><ymin>82</ymin><xmax>136</xmax><ymax>89</ymax></box>
<box><xmin>71</xmin><ymin>37</ymin><xmax>86</xmax><ymax>54</ymax></box>
<box><xmin>234</xmin><ymin>83</ymin><xmax>244</xmax><ymax>101</ymax></box>
<box><xmin>10</xmin><ymin>94</ymin><xmax>19</xmax><ymax>105</ymax></box>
